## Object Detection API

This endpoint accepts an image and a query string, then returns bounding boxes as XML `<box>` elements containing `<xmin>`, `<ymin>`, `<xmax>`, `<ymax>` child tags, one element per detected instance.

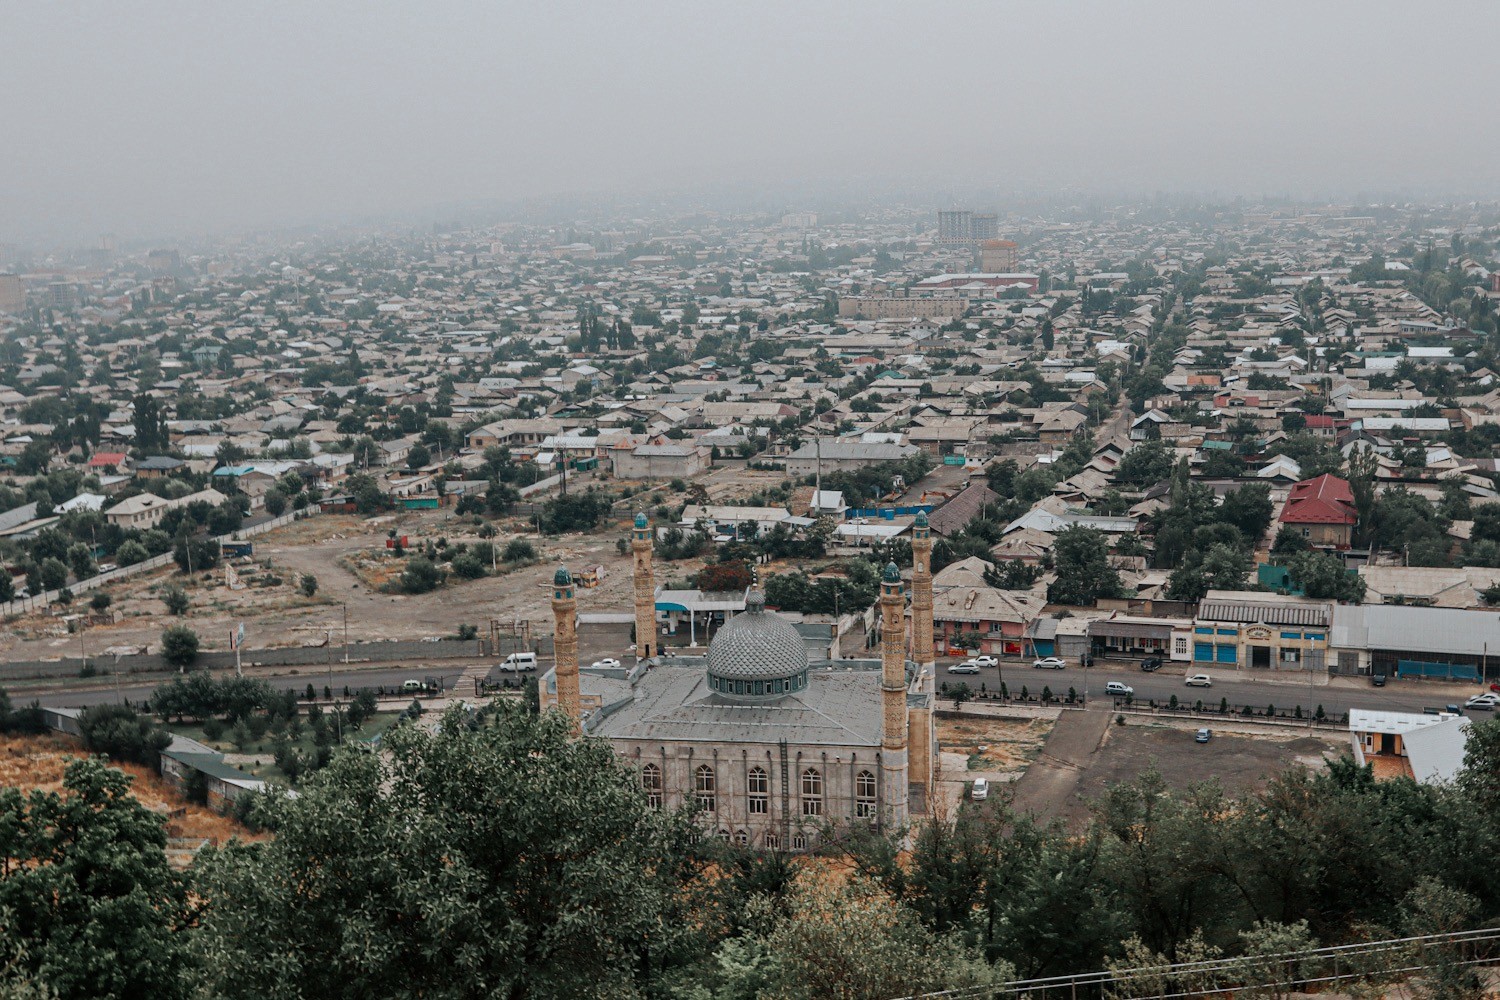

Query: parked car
<box><xmin>1185</xmin><ymin>673</ymin><xmax>1213</xmax><ymax>688</ymax></box>
<box><xmin>1465</xmin><ymin>693</ymin><xmax>1500</xmax><ymax>710</ymax></box>
<box><xmin>590</xmin><ymin>657</ymin><xmax>622</xmax><ymax>670</ymax></box>
<box><xmin>1140</xmin><ymin>657</ymin><xmax>1163</xmax><ymax>672</ymax></box>
<box><xmin>1105</xmin><ymin>681</ymin><xmax>1133</xmax><ymax>697</ymax></box>
<box><xmin>1371</xmin><ymin>672</ymin><xmax>1387</xmax><ymax>687</ymax></box>
<box><xmin>949</xmin><ymin>661</ymin><xmax>981</xmax><ymax>675</ymax></box>
<box><xmin>1033</xmin><ymin>657</ymin><xmax>1066</xmax><ymax>670</ymax></box>
<box><xmin>971</xmin><ymin>655</ymin><xmax>999</xmax><ymax>667</ymax></box>
<box><xmin>1195</xmin><ymin>728</ymin><xmax>1212</xmax><ymax>743</ymax></box>
<box><xmin>970</xmin><ymin>777</ymin><xmax>989</xmax><ymax>801</ymax></box>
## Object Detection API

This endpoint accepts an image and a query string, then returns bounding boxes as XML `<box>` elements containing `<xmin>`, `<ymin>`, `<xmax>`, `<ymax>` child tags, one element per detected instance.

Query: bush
<box><xmin>451</xmin><ymin>552</ymin><xmax>487</xmax><ymax>580</ymax></box>
<box><xmin>115</xmin><ymin>540</ymin><xmax>149</xmax><ymax>566</ymax></box>
<box><xmin>90</xmin><ymin>591</ymin><xmax>113</xmax><ymax>613</ymax></box>
<box><xmin>78</xmin><ymin>703</ymin><xmax>171</xmax><ymax>765</ymax></box>
<box><xmin>202</xmin><ymin>717</ymin><xmax>226</xmax><ymax>741</ymax></box>
<box><xmin>503</xmin><ymin>538</ymin><xmax>537</xmax><ymax>562</ymax></box>
<box><xmin>400</xmin><ymin>557</ymin><xmax>444</xmax><ymax>594</ymax></box>
<box><xmin>162</xmin><ymin>584</ymin><xmax>190</xmax><ymax>616</ymax></box>
<box><xmin>299</xmin><ymin>574</ymin><xmax>318</xmax><ymax>597</ymax></box>
<box><xmin>160</xmin><ymin>624</ymin><xmax>200</xmax><ymax>669</ymax></box>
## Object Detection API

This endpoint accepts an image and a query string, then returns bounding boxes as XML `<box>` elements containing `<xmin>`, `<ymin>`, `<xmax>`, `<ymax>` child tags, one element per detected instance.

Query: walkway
<box><xmin>1007</xmin><ymin>706</ymin><xmax>1112</xmax><ymax>819</ymax></box>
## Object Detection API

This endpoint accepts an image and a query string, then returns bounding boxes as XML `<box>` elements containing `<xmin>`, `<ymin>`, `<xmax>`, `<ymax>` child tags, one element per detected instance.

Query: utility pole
<box><xmin>342</xmin><ymin>602</ymin><xmax>350</xmax><ymax>664</ymax></box>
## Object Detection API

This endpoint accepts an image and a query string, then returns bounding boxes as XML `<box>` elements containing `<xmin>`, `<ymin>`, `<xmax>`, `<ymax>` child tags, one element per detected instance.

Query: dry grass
<box><xmin>937</xmin><ymin>716</ymin><xmax>1055</xmax><ymax>771</ymax></box>
<box><xmin>0</xmin><ymin>734</ymin><xmax>262</xmax><ymax>848</ymax></box>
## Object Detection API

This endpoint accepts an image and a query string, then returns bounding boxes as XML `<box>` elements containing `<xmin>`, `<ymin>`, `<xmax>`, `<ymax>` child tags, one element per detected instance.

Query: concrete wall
<box><xmin>0</xmin><ymin>638</ymin><xmax>491</xmax><ymax>682</ymax></box>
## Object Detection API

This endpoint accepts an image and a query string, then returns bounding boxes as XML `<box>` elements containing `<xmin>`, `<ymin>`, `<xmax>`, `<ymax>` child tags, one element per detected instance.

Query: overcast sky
<box><xmin>3</xmin><ymin>0</ymin><xmax>1497</xmax><ymax>242</ymax></box>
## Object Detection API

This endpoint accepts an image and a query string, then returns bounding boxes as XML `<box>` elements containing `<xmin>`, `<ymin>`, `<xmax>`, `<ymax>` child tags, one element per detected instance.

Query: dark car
<box><xmin>1371</xmin><ymin>672</ymin><xmax>1387</xmax><ymax>687</ymax></box>
<box><xmin>1141</xmin><ymin>657</ymin><xmax>1163</xmax><ymax>672</ymax></box>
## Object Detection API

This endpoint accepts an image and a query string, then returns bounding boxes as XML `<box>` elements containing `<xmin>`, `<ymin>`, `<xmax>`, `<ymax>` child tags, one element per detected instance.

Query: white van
<box><xmin>500</xmin><ymin>652</ymin><xmax>538</xmax><ymax>673</ymax></box>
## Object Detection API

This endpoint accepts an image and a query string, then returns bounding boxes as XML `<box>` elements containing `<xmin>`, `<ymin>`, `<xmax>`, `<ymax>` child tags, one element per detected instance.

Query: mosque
<box><xmin>542</xmin><ymin>511</ymin><xmax>938</xmax><ymax>849</ymax></box>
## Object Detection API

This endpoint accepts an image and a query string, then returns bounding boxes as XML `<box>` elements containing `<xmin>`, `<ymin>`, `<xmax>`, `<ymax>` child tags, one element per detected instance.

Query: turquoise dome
<box><xmin>634</xmin><ymin>512</ymin><xmax>648</xmax><ymax>529</ymax></box>
<box><xmin>554</xmin><ymin>566</ymin><xmax>573</xmax><ymax>587</ymax></box>
<box><xmin>883</xmin><ymin>561</ymin><xmax>901</xmax><ymax>584</ymax></box>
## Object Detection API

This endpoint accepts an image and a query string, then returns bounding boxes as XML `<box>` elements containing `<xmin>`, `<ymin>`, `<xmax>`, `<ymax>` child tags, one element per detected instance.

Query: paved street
<box><xmin>936</xmin><ymin>656</ymin><xmax>1491</xmax><ymax>718</ymax></box>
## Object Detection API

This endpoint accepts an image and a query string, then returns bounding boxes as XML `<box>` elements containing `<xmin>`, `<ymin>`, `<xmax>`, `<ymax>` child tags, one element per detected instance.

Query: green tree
<box><xmin>1048</xmin><ymin>527</ymin><xmax>1124</xmax><ymax>606</ymax></box>
<box><xmin>77</xmin><ymin>704</ymin><xmax>172</xmax><ymax>766</ymax></box>
<box><xmin>298</xmin><ymin>574</ymin><xmax>318</xmax><ymax>598</ymax></box>
<box><xmin>691</xmin><ymin>874</ymin><xmax>1006</xmax><ymax>1000</ymax></box>
<box><xmin>194</xmin><ymin>705</ymin><xmax>704</xmax><ymax>1000</ymax></box>
<box><xmin>399</xmin><ymin>556</ymin><xmax>443</xmax><ymax>594</ymax></box>
<box><xmin>161</xmin><ymin>583</ymin><xmax>189</xmax><ymax>615</ymax></box>
<box><xmin>160</xmin><ymin>623</ymin><xmax>200</xmax><ymax>669</ymax></box>
<box><xmin>405</xmin><ymin>442</ymin><xmax>431</xmax><ymax>470</ymax></box>
<box><xmin>1287</xmin><ymin>551</ymin><xmax>1365</xmax><ymax>602</ymax></box>
<box><xmin>262</xmin><ymin>486</ymin><xmax>287</xmax><ymax>517</ymax></box>
<box><xmin>1166</xmin><ymin>543</ymin><xmax>1252</xmax><ymax>602</ymax></box>
<box><xmin>0</xmin><ymin>758</ymin><xmax>193</xmax><ymax>1000</ymax></box>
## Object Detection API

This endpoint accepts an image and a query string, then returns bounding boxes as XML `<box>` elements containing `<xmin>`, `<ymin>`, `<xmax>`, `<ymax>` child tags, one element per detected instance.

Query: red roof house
<box><xmin>88</xmin><ymin>452</ymin><xmax>129</xmax><ymax>469</ymax></box>
<box><xmin>1279</xmin><ymin>473</ymin><xmax>1357</xmax><ymax>548</ymax></box>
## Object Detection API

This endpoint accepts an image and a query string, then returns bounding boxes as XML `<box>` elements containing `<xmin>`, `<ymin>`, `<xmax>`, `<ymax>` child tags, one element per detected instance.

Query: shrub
<box><xmin>160</xmin><ymin>624</ymin><xmax>200</xmax><ymax>669</ymax></box>
<box><xmin>503</xmin><ymin>538</ymin><xmax>537</xmax><ymax>563</ymax></box>
<box><xmin>162</xmin><ymin>584</ymin><xmax>189</xmax><ymax>616</ymax></box>
<box><xmin>90</xmin><ymin>591</ymin><xmax>113</xmax><ymax>613</ymax></box>
<box><xmin>400</xmin><ymin>557</ymin><xmax>444</xmax><ymax>594</ymax></box>
<box><xmin>299</xmin><ymin>574</ymin><xmax>318</xmax><ymax>597</ymax></box>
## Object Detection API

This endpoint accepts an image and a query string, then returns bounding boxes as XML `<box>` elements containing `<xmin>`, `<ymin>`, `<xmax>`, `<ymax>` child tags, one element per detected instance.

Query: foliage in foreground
<box><xmin>5</xmin><ymin>712</ymin><xmax>1500</xmax><ymax>1000</ymax></box>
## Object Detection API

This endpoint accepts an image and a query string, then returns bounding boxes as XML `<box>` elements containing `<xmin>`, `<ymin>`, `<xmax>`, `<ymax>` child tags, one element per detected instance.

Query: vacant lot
<box><xmin>937</xmin><ymin>715</ymin><xmax>1054</xmax><ymax>775</ymax></box>
<box><xmin>0</xmin><ymin>508</ymin><xmax>691</xmax><ymax>665</ymax></box>
<box><xmin>1012</xmin><ymin>718</ymin><xmax>1345</xmax><ymax>829</ymax></box>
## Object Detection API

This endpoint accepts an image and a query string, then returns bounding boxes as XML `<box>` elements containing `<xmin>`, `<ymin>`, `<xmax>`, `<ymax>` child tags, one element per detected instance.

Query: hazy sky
<box><xmin>3</xmin><ymin>0</ymin><xmax>1498</xmax><ymax>241</ymax></box>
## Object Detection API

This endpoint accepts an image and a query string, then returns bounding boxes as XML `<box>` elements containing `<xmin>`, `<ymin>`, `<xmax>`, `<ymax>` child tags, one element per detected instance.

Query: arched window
<box><xmin>642</xmin><ymin>763</ymin><xmax>663</xmax><ymax>809</ymax></box>
<box><xmin>718</xmin><ymin>828</ymin><xmax>731</xmax><ymax>842</ymax></box>
<box><xmin>735</xmin><ymin>830</ymin><xmax>748</xmax><ymax>846</ymax></box>
<box><xmin>791</xmin><ymin>833</ymin><xmax>807</xmax><ymax>851</ymax></box>
<box><xmin>765</xmin><ymin>832</ymin><xmax>780</xmax><ymax>851</ymax></box>
<box><xmin>801</xmin><ymin>767</ymin><xmax>823</xmax><ymax>816</ymax></box>
<box><xmin>856</xmin><ymin>770</ymin><xmax>876</xmax><ymax>818</ymax></box>
<box><xmin>695</xmin><ymin>764</ymin><xmax>716</xmax><ymax>812</ymax></box>
<box><xmin>748</xmin><ymin>766</ymin><xmax>769</xmax><ymax>814</ymax></box>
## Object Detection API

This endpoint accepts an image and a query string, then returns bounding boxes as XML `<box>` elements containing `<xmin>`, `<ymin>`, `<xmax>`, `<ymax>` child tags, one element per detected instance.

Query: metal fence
<box><xmin>893</xmin><ymin>926</ymin><xmax>1500</xmax><ymax>1000</ymax></box>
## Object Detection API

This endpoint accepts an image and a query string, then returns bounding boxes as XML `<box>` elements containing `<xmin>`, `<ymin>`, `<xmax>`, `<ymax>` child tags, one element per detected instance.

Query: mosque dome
<box><xmin>634</xmin><ymin>511</ymin><xmax>648</xmax><ymax>529</ymax></box>
<box><xmin>882</xmin><ymin>561</ymin><xmax>901</xmax><ymax>584</ymax></box>
<box><xmin>705</xmin><ymin>591</ymin><xmax>810</xmax><ymax>697</ymax></box>
<box><xmin>915</xmin><ymin>509</ymin><xmax>928</xmax><ymax>528</ymax></box>
<box><xmin>554</xmin><ymin>566</ymin><xmax>573</xmax><ymax>587</ymax></box>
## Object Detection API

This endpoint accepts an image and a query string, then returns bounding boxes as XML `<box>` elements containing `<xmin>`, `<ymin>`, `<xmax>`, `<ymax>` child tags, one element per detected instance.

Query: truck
<box><xmin>220</xmin><ymin>541</ymin><xmax>254</xmax><ymax>557</ymax></box>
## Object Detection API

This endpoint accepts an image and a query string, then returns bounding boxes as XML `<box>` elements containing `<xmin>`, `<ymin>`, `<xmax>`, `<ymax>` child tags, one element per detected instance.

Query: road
<box><xmin>936</xmin><ymin>657</ymin><xmax>1489</xmax><ymax>719</ymax></box>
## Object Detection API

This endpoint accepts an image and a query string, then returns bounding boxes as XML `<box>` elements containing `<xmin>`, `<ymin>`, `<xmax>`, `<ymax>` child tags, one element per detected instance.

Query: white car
<box><xmin>950</xmin><ymin>661</ymin><xmax>981</xmax><ymax>674</ymax></box>
<box><xmin>590</xmin><ymin>658</ymin><xmax>622</xmax><ymax>670</ymax></box>
<box><xmin>1033</xmin><ymin>657</ymin><xmax>1066</xmax><ymax>670</ymax></box>
<box><xmin>1185</xmin><ymin>674</ymin><xmax>1213</xmax><ymax>688</ymax></box>
<box><xmin>1105</xmin><ymin>681</ymin><xmax>1133</xmax><ymax>697</ymax></box>
<box><xmin>1465</xmin><ymin>693</ymin><xmax>1499</xmax><ymax>710</ymax></box>
<box><xmin>971</xmin><ymin>655</ymin><xmax>999</xmax><ymax>667</ymax></box>
<box><xmin>970</xmin><ymin>777</ymin><xmax>989</xmax><ymax>801</ymax></box>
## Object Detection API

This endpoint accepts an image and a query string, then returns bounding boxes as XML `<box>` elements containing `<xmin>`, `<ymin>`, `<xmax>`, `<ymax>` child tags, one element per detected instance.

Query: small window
<box><xmin>765</xmin><ymin>832</ymin><xmax>780</xmax><ymax>850</ymax></box>
<box><xmin>792</xmin><ymin>833</ymin><xmax>807</xmax><ymax>851</ymax></box>
<box><xmin>735</xmin><ymin>830</ymin><xmax>748</xmax><ymax>846</ymax></box>
<box><xmin>718</xmin><ymin>829</ymin><xmax>730</xmax><ymax>842</ymax></box>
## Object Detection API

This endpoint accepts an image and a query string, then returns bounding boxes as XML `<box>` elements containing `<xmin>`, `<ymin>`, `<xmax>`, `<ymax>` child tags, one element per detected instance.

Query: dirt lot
<box><xmin>0</xmin><ymin>509</ymin><xmax>689</xmax><ymax>663</ymax></box>
<box><xmin>937</xmin><ymin>715</ymin><xmax>1054</xmax><ymax>775</ymax></box>
<box><xmin>1026</xmin><ymin>720</ymin><xmax>1345</xmax><ymax>829</ymax></box>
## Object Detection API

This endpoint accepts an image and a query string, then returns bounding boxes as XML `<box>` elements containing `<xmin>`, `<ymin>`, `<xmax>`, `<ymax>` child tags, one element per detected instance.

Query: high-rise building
<box><xmin>980</xmin><ymin>239</ymin><xmax>1019</xmax><ymax>273</ymax></box>
<box><xmin>0</xmin><ymin>274</ymin><xmax>23</xmax><ymax>314</ymax></box>
<box><xmin>971</xmin><ymin>213</ymin><xmax>999</xmax><ymax>240</ymax></box>
<box><xmin>937</xmin><ymin>210</ymin><xmax>973</xmax><ymax>245</ymax></box>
